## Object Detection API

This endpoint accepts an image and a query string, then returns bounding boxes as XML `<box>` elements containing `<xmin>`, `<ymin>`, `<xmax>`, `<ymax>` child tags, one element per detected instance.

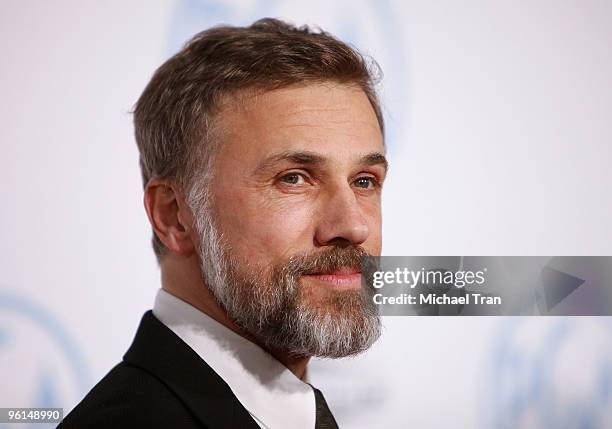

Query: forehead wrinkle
<box><xmin>274</xmin><ymin>124</ymin><xmax>384</xmax><ymax>152</ymax></box>
<box><xmin>278</xmin><ymin>104</ymin><xmax>367</xmax><ymax>119</ymax></box>
<box><xmin>274</xmin><ymin>105</ymin><xmax>381</xmax><ymax>131</ymax></box>
<box><xmin>275</xmin><ymin>119</ymin><xmax>382</xmax><ymax>134</ymax></box>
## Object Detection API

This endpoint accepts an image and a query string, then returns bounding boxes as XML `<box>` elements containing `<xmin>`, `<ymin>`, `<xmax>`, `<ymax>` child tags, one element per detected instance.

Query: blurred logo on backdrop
<box><xmin>168</xmin><ymin>0</ymin><xmax>408</xmax><ymax>155</ymax></box>
<box><xmin>0</xmin><ymin>290</ymin><xmax>89</xmax><ymax>424</ymax></box>
<box><xmin>487</xmin><ymin>318</ymin><xmax>612</xmax><ymax>429</ymax></box>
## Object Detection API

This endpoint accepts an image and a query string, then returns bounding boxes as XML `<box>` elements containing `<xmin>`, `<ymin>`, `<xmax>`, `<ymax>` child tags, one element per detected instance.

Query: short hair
<box><xmin>133</xmin><ymin>17</ymin><xmax>384</xmax><ymax>260</ymax></box>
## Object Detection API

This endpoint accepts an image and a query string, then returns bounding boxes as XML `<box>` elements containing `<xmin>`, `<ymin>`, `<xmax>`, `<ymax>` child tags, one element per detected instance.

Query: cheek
<box><xmin>214</xmin><ymin>192</ymin><xmax>315</xmax><ymax>264</ymax></box>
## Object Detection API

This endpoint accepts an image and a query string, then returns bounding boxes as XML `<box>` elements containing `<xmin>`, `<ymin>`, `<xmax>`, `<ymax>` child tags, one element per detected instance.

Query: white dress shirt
<box><xmin>152</xmin><ymin>289</ymin><xmax>316</xmax><ymax>429</ymax></box>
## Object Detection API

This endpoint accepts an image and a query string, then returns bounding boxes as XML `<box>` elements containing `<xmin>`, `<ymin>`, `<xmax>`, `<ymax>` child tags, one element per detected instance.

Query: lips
<box><xmin>303</xmin><ymin>266</ymin><xmax>362</xmax><ymax>288</ymax></box>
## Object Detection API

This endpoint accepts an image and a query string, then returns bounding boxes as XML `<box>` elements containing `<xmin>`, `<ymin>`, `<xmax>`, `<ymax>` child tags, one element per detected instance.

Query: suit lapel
<box><xmin>123</xmin><ymin>311</ymin><xmax>260</xmax><ymax>429</ymax></box>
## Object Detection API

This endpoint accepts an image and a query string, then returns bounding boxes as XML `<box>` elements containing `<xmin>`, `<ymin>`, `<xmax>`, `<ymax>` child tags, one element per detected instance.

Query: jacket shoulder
<box><xmin>58</xmin><ymin>362</ymin><xmax>203</xmax><ymax>428</ymax></box>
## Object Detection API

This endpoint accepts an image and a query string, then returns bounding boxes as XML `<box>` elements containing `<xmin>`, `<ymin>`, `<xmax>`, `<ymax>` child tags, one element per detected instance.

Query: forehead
<box><xmin>213</xmin><ymin>83</ymin><xmax>384</xmax><ymax>162</ymax></box>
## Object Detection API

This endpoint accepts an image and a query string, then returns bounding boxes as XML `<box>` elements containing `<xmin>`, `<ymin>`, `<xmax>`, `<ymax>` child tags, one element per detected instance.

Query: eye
<box><xmin>353</xmin><ymin>176</ymin><xmax>378</xmax><ymax>189</ymax></box>
<box><xmin>279</xmin><ymin>172</ymin><xmax>306</xmax><ymax>185</ymax></box>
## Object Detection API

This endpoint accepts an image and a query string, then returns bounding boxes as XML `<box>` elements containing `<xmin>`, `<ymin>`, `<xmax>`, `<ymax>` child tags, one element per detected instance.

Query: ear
<box><xmin>143</xmin><ymin>179</ymin><xmax>196</xmax><ymax>255</ymax></box>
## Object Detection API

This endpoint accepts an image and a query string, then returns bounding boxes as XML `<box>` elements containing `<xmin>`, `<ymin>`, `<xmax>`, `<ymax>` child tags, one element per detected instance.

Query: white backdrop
<box><xmin>1</xmin><ymin>1</ymin><xmax>612</xmax><ymax>428</ymax></box>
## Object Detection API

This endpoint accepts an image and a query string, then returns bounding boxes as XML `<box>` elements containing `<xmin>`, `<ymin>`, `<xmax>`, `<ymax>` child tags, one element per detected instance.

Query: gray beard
<box><xmin>193</xmin><ymin>198</ymin><xmax>381</xmax><ymax>358</ymax></box>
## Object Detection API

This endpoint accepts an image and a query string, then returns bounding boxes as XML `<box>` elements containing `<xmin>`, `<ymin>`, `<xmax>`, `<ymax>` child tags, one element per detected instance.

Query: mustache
<box><xmin>282</xmin><ymin>246</ymin><xmax>372</xmax><ymax>277</ymax></box>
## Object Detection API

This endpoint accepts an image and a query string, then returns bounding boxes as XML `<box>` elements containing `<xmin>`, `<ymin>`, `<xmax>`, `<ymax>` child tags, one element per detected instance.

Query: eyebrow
<box><xmin>255</xmin><ymin>150</ymin><xmax>389</xmax><ymax>173</ymax></box>
<box><xmin>360</xmin><ymin>152</ymin><xmax>389</xmax><ymax>172</ymax></box>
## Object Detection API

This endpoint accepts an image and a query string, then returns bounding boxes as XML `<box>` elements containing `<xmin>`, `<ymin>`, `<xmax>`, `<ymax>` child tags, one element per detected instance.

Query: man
<box><xmin>60</xmin><ymin>17</ymin><xmax>387</xmax><ymax>429</ymax></box>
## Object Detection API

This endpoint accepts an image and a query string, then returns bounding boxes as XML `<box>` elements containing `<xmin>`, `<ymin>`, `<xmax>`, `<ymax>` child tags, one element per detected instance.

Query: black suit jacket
<box><xmin>58</xmin><ymin>311</ymin><xmax>261</xmax><ymax>428</ymax></box>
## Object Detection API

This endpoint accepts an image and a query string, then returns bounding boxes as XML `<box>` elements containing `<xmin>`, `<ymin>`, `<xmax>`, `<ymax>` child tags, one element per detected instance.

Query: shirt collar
<box><xmin>153</xmin><ymin>288</ymin><xmax>315</xmax><ymax>429</ymax></box>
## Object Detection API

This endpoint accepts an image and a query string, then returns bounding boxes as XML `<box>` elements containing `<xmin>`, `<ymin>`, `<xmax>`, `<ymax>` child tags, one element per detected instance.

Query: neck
<box><xmin>160</xmin><ymin>253</ymin><xmax>311</xmax><ymax>380</ymax></box>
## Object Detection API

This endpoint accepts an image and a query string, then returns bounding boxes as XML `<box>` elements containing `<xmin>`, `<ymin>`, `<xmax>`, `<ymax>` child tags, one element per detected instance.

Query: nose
<box><xmin>314</xmin><ymin>185</ymin><xmax>369</xmax><ymax>247</ymax></box>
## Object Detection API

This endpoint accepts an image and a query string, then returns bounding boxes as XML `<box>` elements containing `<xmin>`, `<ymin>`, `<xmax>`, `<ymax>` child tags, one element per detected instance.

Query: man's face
<box><xmin>193</xmin><ymin>82</ymin><xmax>386</xmax><ymax>357</ymax></box>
